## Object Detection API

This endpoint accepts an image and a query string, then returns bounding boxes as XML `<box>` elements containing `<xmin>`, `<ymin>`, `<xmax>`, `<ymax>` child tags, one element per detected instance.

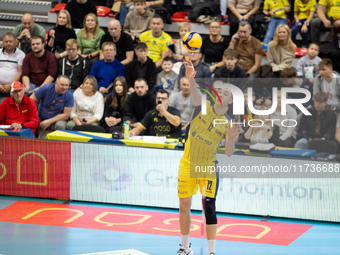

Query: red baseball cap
<box><xmin>11</xmin><ymin>81</ymin><xmax>24</xmax><ymax>92</ymax></box>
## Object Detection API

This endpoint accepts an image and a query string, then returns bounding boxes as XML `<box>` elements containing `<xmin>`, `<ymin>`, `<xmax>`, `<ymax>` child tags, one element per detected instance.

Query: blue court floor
<box><xmin>0</xmin><ymin>196</ymin><xmax>339</xmax><ymax>255</ymax></box>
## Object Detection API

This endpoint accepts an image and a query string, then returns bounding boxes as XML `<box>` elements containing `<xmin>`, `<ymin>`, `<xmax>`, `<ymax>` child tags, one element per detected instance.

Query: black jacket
<box><xmin>57</xmin><ymin>55</ymin><xmax>90</xmax><ymax>90</ymax></box>
<box><xmin>123</xmin><ymin>91</ymin><xmax>156</xmax><ymax>122</ymax></box>
<box><xmin>215</xmin><ymin>64</ymin><xmax>248</xmax><ymax>90</ymax></box>
<box><xmin>125</xmin><ymin>57</ymin><xmax>157</xmax><ymax>91</ymax></box>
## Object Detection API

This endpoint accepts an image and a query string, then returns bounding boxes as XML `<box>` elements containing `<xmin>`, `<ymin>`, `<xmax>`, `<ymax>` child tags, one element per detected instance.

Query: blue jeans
<box><xmin>291</xmin><ymin>19</ymin><xmax>308</xmax><ymax>47</ymax></box>
<box><xmin>117</xmin><ymin>4</ymin><xmax>128</xmax><ymax>26</ymax></box>
<box><xmin>263</xmin><ymin>17</ymin><xmax>287</xmax><ymax>44</ymax></box>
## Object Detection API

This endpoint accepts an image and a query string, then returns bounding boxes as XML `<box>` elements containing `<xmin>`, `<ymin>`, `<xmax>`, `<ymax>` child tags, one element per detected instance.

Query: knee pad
<box><xmin>204</xmin><ymin>197</ymin><xmax>217</xmax><ymax>225</ymax></box>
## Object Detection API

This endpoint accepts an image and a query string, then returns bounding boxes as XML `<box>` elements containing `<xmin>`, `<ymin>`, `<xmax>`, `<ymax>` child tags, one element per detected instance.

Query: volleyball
<box><xmin>182</xmin><ymin>31</ymin><xmax>202</xmax><ymax>52</ymax></box>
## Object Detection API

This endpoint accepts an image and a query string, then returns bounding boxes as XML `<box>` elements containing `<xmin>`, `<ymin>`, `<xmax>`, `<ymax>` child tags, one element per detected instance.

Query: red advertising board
<box><xmin>0</xmin><ymin>137</ymin><xmax>71</xmax><ymax>199</ymax></box>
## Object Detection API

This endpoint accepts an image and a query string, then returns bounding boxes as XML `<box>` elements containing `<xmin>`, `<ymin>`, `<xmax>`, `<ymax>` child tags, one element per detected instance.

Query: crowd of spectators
<box><xmin>1</xmin><ymin>0</ymin><xmax>340</xmax><ymax>150</ymax></box>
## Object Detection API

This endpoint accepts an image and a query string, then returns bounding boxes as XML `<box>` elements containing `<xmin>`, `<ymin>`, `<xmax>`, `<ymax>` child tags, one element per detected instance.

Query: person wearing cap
<box><xmin>0</xmin><ymin>81</ymin><xmax>39</xmax><ymax>135</ymax></box>
<box><xmin>0</xmin><ymin>32</ymin><xmax>26</xmax><ymax>103</ymax></box>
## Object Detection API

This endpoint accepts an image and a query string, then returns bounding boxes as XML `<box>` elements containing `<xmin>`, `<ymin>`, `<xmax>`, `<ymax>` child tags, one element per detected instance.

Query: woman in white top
<box><xmin>67</xmin><ymin>75</ymin><xmax>104</xmax><ymax>130</ymax></box>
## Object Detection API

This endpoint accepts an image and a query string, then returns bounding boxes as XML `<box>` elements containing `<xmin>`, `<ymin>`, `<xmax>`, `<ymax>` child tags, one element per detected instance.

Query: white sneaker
<box><xmin>177</xmin><ymin>244</ymin><xmax>194</xmax><ymax>255</ymax></box>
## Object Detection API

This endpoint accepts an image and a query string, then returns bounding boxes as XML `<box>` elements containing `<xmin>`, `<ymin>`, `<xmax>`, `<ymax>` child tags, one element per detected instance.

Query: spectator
<box><xmin>295</xmin><ymin>92</ymin><xmax>336</xmax><ymax>149</ymax></box>
<box><xmin>123</xmin><ymin>78</ymin><xmax>156</xmax><ymax>128</ymax></box>
<box><xmin>228</xmin><ymin>20</ymin><xmax>263</xmax><ymax>76</ymax></box>
<box><xmin>271</xmin><ymin>90</ymin><xmax>297</xmax><ymax>147</ymax></box>
<box><xmin>178</xmin><ymin>48</ymin><xmax>211</xmax><ymax>85</ymax></box>
<box><xmin>227</xmin><ymin>0</ymin><xmax>261</xmax><ymax>37</ymax></box>
<box><xmin>12</xmin><ymin>13</ymin><xmax>46</xmax><ymax>54</ymax></box>
<box><xmin>252</xmin><ymin>64</ymin><xmax>276</xmax><ymax>107</ymax></box>
<box><xmin>46</xmin><ymin>10</ymin><xmax>76</xmax><ymax>60</ymax></box>
<box><xmin>77</xmin><ymin>13</ymin><xmax>105</xmax><ymax>66</ymax></box>
<box><xmin>156</xmin><ymin>57</ymin><xmax>179</xmax><ymax>94</ymax></box>
<box><xmin>244</xmin><ymin>106</ymin><xmax>276</xmax><ymax>144</ymax></box>
<box><xmin>129</xmin><ymin>89</ymin><xmax>181</xmax><ymax>138</ymax></box>
<box><xmin>263</xmin><ymin>0</ymin><xmax>290</xmax><ymax>45</ymax></box>
<box><xmin>102</xmin><ymin>76</ymin><xmax>128</xmax><ymax>133</ymax></box>
<box><xmin>90</xmin><ymin>42</ymin><xmax>125</xmax><ymax>95</ymax></box>
<box><xmin>65</xmin><ymin>0</ymin><xmax>97</xmax><ymax>28</ymax></box>
<box><xmin>30</xmin><ymin>75</ymin><xmax>74</xmax><ymax>136</ymax></box>
<box><xmin>100</xmin><ymin>20</ymin><xmax>134</xmax><ymax>66</ymax></box>
<box><xmin>236</xmin><ymin>88</ymin><xmax>255</xmax><ymax>142</ymax></box>
<box><xmin>201</xmin><ymin>21</ymin><xmax>230</xmax><ymax>74</ymax></box>
<box><xmin>296</xmin><ymin>42</ymin><xmax>322</xmax><ymax>80</ymax></box>
<box><xmin>123</xmin><ymin>0</ymin><xmax>155</xmax><ymax>41</ymax></box>
<box><xmin>280</xmin><ymin>66</ymin><xmax>313</xmax><ymax>108</ymax></box>
<box><xmin>0</xmin><ymin>81</ymin><xmax>39</xmax><ymax>135</ymax></box>
<box><xmin>125</xmin><ymin>43</ymin><xmax>157</xmax><ymax>93</ymax></box>
<box><xmin>310</xmin><ymin>0</ymin><xmax>340</xmax><ymax>45</ymax></box>
<box><xmin>0</xmin><ymin>33</ymin><xmax>25</xmax><ymax>102</ymax></box>
<box><xmin>57</xmin><ymin>39</ymin><xmax>90</xmax><ymax>92</ymax></box>
<box><xmin>140</xmin><ymin>16</ymin><xmax>172</xmax><ymax>68</ymax></box>
<box><xmin>67</xmin><ymin>75</ymin><xmax>104</xmax><ymax>130</ymax></box>
<box><xmin>169</xmin><ymin>77</ymin><xmax>194</xmax><ymax>130</ymax></box>
<box><xmin>291</xmin><ymin>0</ymin><xmax>316</xmax><ymax>48</ymax></box>
<box><xmin>214</xmin><ymin>49</ymin><xmax>248</xmax><ymax>89</ymax></box>
<box><xmin>267</xmin><ymin>24</ymin><xmax>297</xmax><ymax>75</ymax></box>
<box><xmin>22</xmin><ymin>36</ymin><xmax>58</xmax><ymax>94</ymax></box>
<box><xmin>313</xmin><ymin>58</ymin><xmax>340</xmax><ymax>112</ymax></box>
<box><xmin>170</xmin><ymin>22</ymin><xmax>191</xmax><ymax>62</ymax></box>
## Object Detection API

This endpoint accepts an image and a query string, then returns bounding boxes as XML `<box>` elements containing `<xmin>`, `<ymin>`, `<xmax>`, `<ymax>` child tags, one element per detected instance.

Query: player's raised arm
<box><xmin>184</xmin><ymin>59</ymin><xmax>201</xmax><ymax>106</ymax></box>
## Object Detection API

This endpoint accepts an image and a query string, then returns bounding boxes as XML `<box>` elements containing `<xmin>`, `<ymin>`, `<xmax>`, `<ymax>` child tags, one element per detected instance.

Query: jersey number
<box><xmin>207</xmin><ymin>180</ymin><xmax>213</xmax><ymax>191</ymax></box>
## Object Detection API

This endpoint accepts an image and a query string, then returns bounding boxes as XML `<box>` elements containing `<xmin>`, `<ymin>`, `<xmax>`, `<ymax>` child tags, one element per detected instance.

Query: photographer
<box><xmin>129</xmin><ymin>89</ymin><xmax>181</xmax><ymax>138</ymax></box>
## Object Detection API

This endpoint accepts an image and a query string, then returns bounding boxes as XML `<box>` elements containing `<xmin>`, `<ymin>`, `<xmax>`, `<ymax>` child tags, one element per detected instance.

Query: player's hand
<box><xmin>184</xmin><ymin>59</ymin><xmax>196</xmax><ymax>79</ymax></box>
<box><xmin>228</xmin><ymin>121</ymin><xmax>243</xmax><ymax>139</ymax></box>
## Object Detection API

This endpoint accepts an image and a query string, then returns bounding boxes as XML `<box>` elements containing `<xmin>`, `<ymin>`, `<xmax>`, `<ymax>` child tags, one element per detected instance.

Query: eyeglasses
<box><xmin>66</xmin><ymin>48</ymin><xmax>77</xmax><ymax>51</ymax></box>
<box><xmin>156</xmin><ymin>97</ymin><xmax>168</xmax><ymax>101</ymax></box>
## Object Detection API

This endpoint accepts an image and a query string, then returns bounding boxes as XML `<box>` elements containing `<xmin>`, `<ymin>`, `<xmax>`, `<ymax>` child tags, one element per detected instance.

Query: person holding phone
<box><xmin>129</xmin><ymin>89</ymin><xmax>182</xmax><ymax>138</ymax></box>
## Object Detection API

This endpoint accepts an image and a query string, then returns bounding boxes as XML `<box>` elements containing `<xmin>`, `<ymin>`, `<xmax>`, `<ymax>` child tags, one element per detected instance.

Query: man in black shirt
<box><xmin>100</xmin><ymin>19</ymin><xmax>134</xmax><ymax>66</ymax></box>
<box><xmin>129</xmin><ymin>89</ymin><xmax>181</xmax><ymax>138</ymax></box>
<box><xmin>65</xmin><ymin>0</ymin><xmax>97</xmax><ymax>28</ymax></box>
<box><xmin>126</xmin><ymin>43</ymin><xmax>157</xmax><ymax>93</ymax></box>
<box><xmin>123</xmin><ymin>78</ymin><xmax>156</xmax><ymax>128</ymax></box>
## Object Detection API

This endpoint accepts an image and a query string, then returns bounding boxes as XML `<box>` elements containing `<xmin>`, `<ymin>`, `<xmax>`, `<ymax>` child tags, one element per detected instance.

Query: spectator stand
<box><xmin>48</xmin><ymin>3</ymin><xmax>114</xmax><ymax>27</ymax></box>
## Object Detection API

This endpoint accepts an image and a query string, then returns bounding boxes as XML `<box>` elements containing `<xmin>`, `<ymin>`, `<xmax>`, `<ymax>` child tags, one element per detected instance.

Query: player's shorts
<box><xmin>178</xmin><ymin>160</ymin><xmax>219</xmax><ymax>199</ymax></box>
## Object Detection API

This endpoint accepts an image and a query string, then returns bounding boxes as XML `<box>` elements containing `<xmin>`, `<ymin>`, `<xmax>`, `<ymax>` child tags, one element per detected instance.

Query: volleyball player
<box><xmin>177</xmin><ymin>60</ymin><xmax>242</xmax><ymax>255</ymax></box>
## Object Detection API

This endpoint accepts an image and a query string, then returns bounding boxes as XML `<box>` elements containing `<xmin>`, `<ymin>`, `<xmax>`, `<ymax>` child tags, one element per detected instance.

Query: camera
<box><xmin>157</xmin><ymin>100</ymin><xmax>162</xmax><ymax>105</ymax></box>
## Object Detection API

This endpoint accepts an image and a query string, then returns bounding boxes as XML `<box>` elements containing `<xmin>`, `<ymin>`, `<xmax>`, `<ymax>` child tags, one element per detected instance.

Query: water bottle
<box><xmin>123</xmin><ymin>121</ymin><xmax>129</xmax><ymax>140</ymax></box>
